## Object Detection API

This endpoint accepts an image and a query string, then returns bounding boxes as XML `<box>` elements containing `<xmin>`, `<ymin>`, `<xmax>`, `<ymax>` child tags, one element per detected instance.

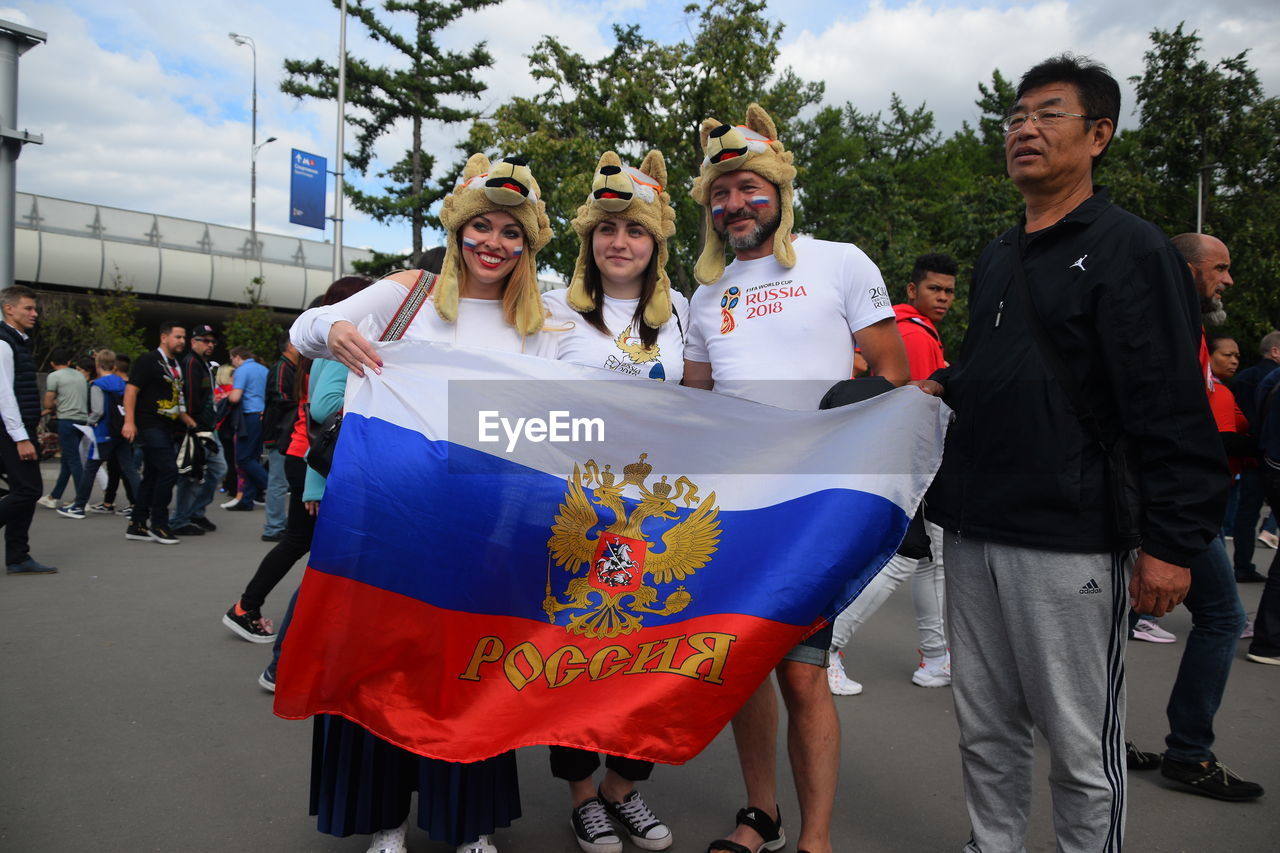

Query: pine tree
<box><xmin>282</xmin><ymin>0</ymin><xmax>500</xmax><ymax>267</ymax></box>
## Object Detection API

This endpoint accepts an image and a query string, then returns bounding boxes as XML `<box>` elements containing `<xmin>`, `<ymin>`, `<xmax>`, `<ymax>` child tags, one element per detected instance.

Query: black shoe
<box><xmin>570</xmin><ymin>797</ymin><xmax>622</xmax><ymax>853</ymax></box>
<box><xmin>225</xmin><ymin>502</ymin><xmax>254</xmax><ymax>512</ymax></box>
<box><xmin>222</xmin><ymin>604</ymin><xmax>276</xmax><ymax>643</ymax></box>
<box><xmin>6</xmin><ymin>558</ymin><xmax>58</xmax><ymax>574</ymax></box>
<box><xmin>602</xmin><ymin>787</ymin><xmax>672</xmax><ymax>850</ymax></box>
<box><xmin>125</xmin><ymin>522</ymin><xmax>152</xmax><ymax>542</ymax></box>
<box><xmin>1160</xmin><ymin>756</ymin><xmax>1264</xmax><ymax>801</ymax></box>
<box><xmin>172</xmin><ymin>524</ymin><xmax>206</xmax><ymax>536</ymax></box>
<box><xmin>1126</xmin><ymin>741</ymin><xmax>1161</xmax><ymax>771</ymax></box>
<box><xmin>192</xmin><ymin>516</ymin><xmax>217</xmax><ymax>532</ymax></box>
<box><xmin>149</xmin><ymin>525</ymin><xmax>180</xmax><ymax>545</ymax></box>
<box><xmin>1236</xmin><ymin>569</ymin><xmax>1267</xmax><ymax>583</ymax></box>
<box><xmin>261</xmin><ymin>532</ymin><xmax>285</xmax><ymax>542</ymax></box>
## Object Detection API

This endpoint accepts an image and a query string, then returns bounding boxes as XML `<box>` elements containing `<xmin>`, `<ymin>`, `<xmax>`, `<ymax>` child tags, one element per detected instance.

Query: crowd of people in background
<box><xmin>4</xmin><ymin>318</ymin><xmax>303</xmax><ymax>552</ymax></box>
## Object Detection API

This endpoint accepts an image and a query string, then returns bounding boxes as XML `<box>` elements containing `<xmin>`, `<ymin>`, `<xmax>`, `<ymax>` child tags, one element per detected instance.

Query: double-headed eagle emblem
<box><xmin>544</xmin><ymin>454</ymin><xmax>721</xmax><ymax>638</ymax></box>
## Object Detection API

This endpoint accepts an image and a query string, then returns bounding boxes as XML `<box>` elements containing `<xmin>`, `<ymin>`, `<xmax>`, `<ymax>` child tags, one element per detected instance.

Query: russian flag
<box><xmin>274</xmin><ymin>342</ymin><xmax>948</xmax><ymax>764</ymax></box>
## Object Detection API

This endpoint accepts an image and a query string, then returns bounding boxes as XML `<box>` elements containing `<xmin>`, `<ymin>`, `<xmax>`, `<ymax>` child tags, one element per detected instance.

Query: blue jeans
<box><xmin>1232</xmin><ymin>468</ymin><xmax>1267</xmax><ymax>574</ymax></box>
<box><xmin>1163</xmin><ymin>537</ymin><xmax>1247</xmax><ymax>763</ymax></box>
<box><xmin>1249</xmin><ymin>464</ymin><xmax>1280</xmax><ymax>657</ymax></box>
<box><xmin>170</xmin><ymin>432</ymin><xmax>228</xmax><ymax>528</ymax></box>
<box><xmin>50</xmin><ymin>419</ymin><xmax>86</xmax><ymax>500</ymax></box>
<box><xmin>264</xmin><ymin>447</ymin><xmax>288</xmax><ymax>535</ymax></box>
<box><xmin>264</xmin><ymin>585</ymin><xmax>299</xmax><ymax>682</ymax></box>
<box><xmin>236</xmin><ymin>412</ymin><xmax>268</xmax><ymax>504</ymax></box>
<box><xmin>72</xmin><ymin>440</ymin><xmax>140</xmax><ymax>511</ymax></box>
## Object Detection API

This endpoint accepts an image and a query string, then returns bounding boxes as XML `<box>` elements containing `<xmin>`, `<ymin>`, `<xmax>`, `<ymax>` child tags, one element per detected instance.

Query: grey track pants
<box><xmin>946</xmin><ymin>533</ymin><xmax>1130</xmax><ymax>853</ymax></box>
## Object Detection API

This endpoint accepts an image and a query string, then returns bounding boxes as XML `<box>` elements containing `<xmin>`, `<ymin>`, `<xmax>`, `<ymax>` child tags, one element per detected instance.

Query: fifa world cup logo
<box><xmin>720</xmin><ymin>286</ymin><xmax>741</xmax><ymax>335</ymax></box>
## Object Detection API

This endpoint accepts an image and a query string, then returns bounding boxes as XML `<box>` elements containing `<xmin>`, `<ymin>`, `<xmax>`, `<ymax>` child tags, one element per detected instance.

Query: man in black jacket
<box><xmin>920</xmin><ymin>55</ymin><xmax>1227</xmax><ymax>851</ymax></box>
<box><xmin>0</xmin><ymin>286</ymin><xmax>56</xmax><ymax>573</ymax></box>
<box><xmin>169</xmin><ymin>324</ymin><xmax>227</xmax><ymax>536</ymax></box>
<box><xmin>1230</xmin><ymin>330</ymin><xmax>1280</xmax><ymax>581</ymax></box>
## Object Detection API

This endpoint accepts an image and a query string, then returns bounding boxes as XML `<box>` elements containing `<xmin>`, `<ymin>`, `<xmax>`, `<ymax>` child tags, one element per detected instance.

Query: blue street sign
<box><xmin>290</xmin><ymin>149</ymin><xmax>327</xmax><ymax>230</ymax></box>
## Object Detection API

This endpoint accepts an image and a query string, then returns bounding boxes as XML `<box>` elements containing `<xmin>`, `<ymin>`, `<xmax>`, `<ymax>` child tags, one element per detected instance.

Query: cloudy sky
<box><xmin>6</xmin><ymin>0</ymin><xmax>1278</xmax><ymax>256</ymax></box>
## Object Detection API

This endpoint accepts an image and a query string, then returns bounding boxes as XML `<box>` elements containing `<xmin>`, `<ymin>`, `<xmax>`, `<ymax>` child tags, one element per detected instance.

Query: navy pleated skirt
<box><xmin>310</xmin><ymin>715</ymin><xmax>521</xmax><ymax>846</ymax></box>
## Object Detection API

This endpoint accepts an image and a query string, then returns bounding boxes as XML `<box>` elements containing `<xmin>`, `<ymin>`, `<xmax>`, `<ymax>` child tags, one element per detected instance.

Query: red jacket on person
<box><xmin>894</xmin><ymin>303</ymin><xmax>947</xmax><ymax>381</ymax></box>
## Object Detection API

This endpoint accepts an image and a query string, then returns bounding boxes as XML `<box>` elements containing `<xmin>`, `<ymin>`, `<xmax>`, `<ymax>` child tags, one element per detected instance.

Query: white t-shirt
<box><xmin>543</xmin><ymin>287</ymin><xmax>689</xmax><ymax>383</ymax></box>
<box><xmin>291</xmin><ymin>277</ymin><xmax>557</xmax><ymax>358</ymax></box>
<box><xmin>684</xmin><ymin>236</ymin><xmax>893</xmax><ymax>409</ymax></box>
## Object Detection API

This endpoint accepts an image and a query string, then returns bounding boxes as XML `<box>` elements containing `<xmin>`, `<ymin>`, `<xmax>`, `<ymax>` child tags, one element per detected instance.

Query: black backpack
<box><xmin>104</xmin><ymin>387</ymin><xmax>126</xmax><ymax>441</ymax></box>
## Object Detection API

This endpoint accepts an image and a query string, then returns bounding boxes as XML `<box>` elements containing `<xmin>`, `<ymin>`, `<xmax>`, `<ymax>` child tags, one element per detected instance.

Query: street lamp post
<box><xmin>229</xmin><ymin>32</ymin><xmax>275</xmax><ymax>260</ymax></box>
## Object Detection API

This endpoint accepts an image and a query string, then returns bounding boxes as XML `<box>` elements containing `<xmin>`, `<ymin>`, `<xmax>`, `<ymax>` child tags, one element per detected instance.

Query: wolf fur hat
<box><xmin>567</xmin><ymin>150</ymin><xmax>676</xmax><ymax>329</ymax></box>
<box><xmin>689</xmin><ymin>103</ymin><xmax>797</xmax><ymax>285</ymax></box>
<box><xmin>436</xmin><ymin>153</ymin><xmax>553</xmax><ymax>335</ymax></box>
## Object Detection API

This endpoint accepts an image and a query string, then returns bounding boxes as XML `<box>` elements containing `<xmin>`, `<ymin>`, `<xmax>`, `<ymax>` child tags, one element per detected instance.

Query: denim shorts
<box><xmin>782</xmin><ymin>622</ymin><xmax>833</xmax><ymax>667</ymax></box>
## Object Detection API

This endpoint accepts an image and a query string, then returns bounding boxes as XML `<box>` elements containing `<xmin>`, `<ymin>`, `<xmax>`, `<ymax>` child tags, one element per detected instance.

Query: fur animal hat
<box><xmin>689</xmin><ymin>103</ymin><xmax>797</xmax><ymax>285</ymax></box>
<box><xmin>436</xmin><ymin>153</ymin><xmax>553</xmax><ymax>335</ymax></box>
<box><xmin>568</xmin><ymin>150</ymin><xmax>676</xmax><ymax>329</ymax></box>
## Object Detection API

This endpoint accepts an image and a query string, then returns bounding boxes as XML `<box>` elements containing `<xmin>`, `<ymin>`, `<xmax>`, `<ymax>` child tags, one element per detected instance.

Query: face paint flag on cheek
<box><xmin>750</xmin><ymin>196</ymin><xmax>770</xmax><ymax>208</ymax></box>
<box><xmin>462</xmin><ymin>237</ymin><xmax>478</xmax><ymax>252</ymax></box>
<box><xmin>512</xmin><ymin>246</ymin><xmax>523</xmax><ymax>257</ymax></box>
<box><xmin>711</xmin><ymin>205</ymin><xmax>725</xmax><ymax>219</ymax></box>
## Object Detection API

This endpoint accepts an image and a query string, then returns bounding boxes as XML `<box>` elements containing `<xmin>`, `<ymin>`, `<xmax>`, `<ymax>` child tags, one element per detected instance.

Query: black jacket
<box><xmin>0</xmin><ymin>322</ymin><xmax>40</xmax><ymax>432</ymax></box>
<box><xmin>927</xmin><ymin>190</ymin><xmax>1226</xmax><ymax>565</ymax></box>
<box><xmin>1231</xmin><ymin>358</ymin><xmax>1280</xmax><ymax>431</ymax></box>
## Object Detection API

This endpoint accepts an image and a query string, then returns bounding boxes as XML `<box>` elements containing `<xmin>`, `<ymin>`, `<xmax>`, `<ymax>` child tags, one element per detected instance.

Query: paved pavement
<box><xmin>2</xmin><ymin>460</ymin><xmax>1277</xmax><ymax>851</ymax></box>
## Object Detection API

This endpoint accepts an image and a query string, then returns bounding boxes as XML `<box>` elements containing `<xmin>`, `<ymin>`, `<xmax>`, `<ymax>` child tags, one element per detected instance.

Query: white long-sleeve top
<box><xmin>290</xmin><ymin>277</ymin><xmax>557</xmax><ymax>358</ymax></box>
<box><xmin>0</xmin><ymin>327</ymin><xmax>31</xmax><ymax>442</ymax></box>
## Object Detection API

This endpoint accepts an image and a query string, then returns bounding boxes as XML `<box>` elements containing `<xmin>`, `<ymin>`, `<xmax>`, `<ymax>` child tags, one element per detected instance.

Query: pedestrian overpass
<box><xmin>12</xmin><ymin>192</ymin><xmax>376</xmax><ymax>314</ymax></box>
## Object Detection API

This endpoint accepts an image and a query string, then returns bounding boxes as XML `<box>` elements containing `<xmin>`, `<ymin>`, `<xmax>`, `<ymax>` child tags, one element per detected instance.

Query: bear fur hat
<box><xmin>689</xmin><ymin>103</ymin><xmax>797</xmax><ymax>285</ymax></box>
<box><xmin>567</xmin><ymin>149</ymin><xmax>677</xmax><ymax>330</ymax></box>
<box><xmin>435</xmin><ymin>153</ymin><xmax>553</xmax><ymax>336</ymax></box>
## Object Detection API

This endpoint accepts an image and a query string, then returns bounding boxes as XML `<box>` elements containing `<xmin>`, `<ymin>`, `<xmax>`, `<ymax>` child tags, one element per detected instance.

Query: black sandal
<box><xmin>707</xmin><ymin>805</ymin><xmax>785</xmax><ymax>853</ymax></box>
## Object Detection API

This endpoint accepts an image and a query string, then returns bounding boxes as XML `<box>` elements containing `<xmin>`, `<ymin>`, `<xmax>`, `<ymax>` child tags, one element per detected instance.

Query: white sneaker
<box><xmin>826</xmin><ymin>652</ymin><xmax>863</xmax><ymax>695</ymax></box>
<box><xmin>37</xmin><ymin>496</ymin><xmax>60</xmax><ymax>509</ymax></box>
<box><xmin>457</xmin><ymin>835</ymin><xmax>497</xmax><ymax>853</ymax></box>
<box><xmin>220</xmin><ymin>497</ymin><xmax>242</xmax><ymax>509</ymax></box>
<box><xmin>366</xmin><ymin>819</ymin><xmax>408</xmax><ymax>853</ymax></box>
<box><xmin>912</xmin><ymin>651</ymin><xmax>952</xmax><ymax>687</ymax></box>
<box><xmin>1133</xmin><ymin>618</ymin><xmax>1177</xmax><ymax>643</ymax></box>
<box><xmin>1258</xmin><ymin>530</ymin><xmax>1279</xmax><ymax>549</ymax></box>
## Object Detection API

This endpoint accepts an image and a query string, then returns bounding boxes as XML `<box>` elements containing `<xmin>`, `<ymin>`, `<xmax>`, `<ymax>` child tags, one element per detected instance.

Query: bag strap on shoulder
<box><xmin>378</xmin><ymin>270</ymin><xmax>437</xmax><ymax>342</ymax></box>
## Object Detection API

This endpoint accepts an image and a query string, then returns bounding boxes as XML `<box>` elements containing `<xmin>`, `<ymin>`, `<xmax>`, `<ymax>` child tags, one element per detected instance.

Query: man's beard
<box><xmin>719</xmin><ymin>209</ymin><xmax>782</xmax><ymax>252</ymax></box>
<box><xmin>1202</xmin><ymin>294</ymin><xmax>1227</xmax><ymax>327</ymax></box>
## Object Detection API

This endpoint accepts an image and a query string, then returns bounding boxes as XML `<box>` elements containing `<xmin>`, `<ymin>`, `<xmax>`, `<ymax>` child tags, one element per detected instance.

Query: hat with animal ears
<box><xmin>567</xmin><ymin>150</ymin><xmax>677</xmax><ymax>330</ymax></box>
<box><xmin>435</xmin><ymin>153</ymin><xmax>553</xmax><ymax>335</ymax></box>
<box><xmin>689</xmin><ymin>103</ymin><xmax>797</xmax><ymax>285</ymax></box>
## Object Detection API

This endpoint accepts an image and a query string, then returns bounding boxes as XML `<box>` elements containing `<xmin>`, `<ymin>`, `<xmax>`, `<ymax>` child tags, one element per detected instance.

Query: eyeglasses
<box><xmin>1001</xmin><ymin>109</ymin><xmax>1101</xmax><ymax>135</ymax></box>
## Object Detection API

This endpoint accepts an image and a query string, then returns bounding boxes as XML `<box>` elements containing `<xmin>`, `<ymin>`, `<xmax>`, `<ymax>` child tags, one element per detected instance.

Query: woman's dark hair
<box><xmin>1208</xmin><ymin>335</ymin><xmax>1237</xmax><ymax>355</ymax></box>
<box><xmin>578</xmin><ymin>226</ymin><xmax>661</xmax><ymax>350</ymax></box>
<box><xmin>294</xmin><ymin>274</ymin><xmax>377</xmax><ymax>399</ymax></box>
<box><xmin>324</xmin><ymin>275</ymin><xmax>375</xmax><ymax>306</ymax></box>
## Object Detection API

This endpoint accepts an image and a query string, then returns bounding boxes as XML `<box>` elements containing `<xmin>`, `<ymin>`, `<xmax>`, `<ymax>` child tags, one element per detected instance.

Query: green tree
<box><xmin>223</xmin><ymin>279</ymin><xmax>285</xmax><ymax>363</ymax></box>
<box><xmin>1110</xmin><ymin>23</ymin><xmax>1280</xmax><ymax>350</ymax></box>
<box><xmin>282</xmin><ymin>0</ymin><xmax>500</xmax><ymax>268</ymax></box>
<box><xmin>33</xmin><ymin>270</ymin><xmax>145</xmax><ymax>368</ymax></box>
<box><xmin>457</xmin><ymin>0</ymin><xmax>823</xmax><ymax>294</ymax></box>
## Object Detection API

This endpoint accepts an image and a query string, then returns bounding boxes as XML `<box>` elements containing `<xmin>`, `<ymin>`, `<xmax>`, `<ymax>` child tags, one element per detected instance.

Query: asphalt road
<box><xmin>1</xmin><ymin>460</ymin><xmax>1276</xmax><ymax>852</ymax></box>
